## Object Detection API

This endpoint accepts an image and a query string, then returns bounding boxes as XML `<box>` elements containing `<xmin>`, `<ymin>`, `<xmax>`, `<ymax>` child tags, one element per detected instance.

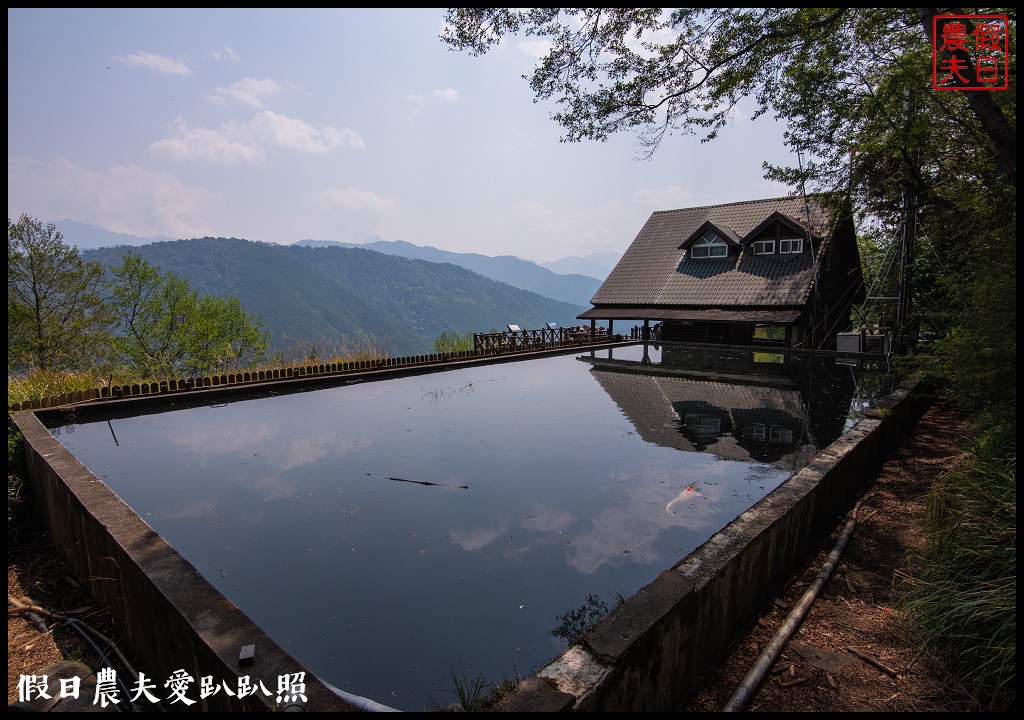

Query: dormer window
<box><xmin>691</xmin><ymin>231</ymin><xmax>728</xmax><ymax>259</ymax></box>
<box><xmin>779</xmin><ymin>237</ymin><xmax>804</xmax><ymax>254</ymax></box>
<box><xmin>752</xmin><ymin>239</ymin><xmax>775</xmax><ymax>255</ymax></box>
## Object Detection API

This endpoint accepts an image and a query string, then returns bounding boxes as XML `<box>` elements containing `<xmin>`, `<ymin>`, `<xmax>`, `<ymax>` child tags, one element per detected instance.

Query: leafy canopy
<box><xmin>8</xmin><ymin>215</ymin><xmax>270</xmax><ymax>380</ymax></box>
<box><xmin>8</xmin><ymin>214</ymin><xmax>112</xmax><ymax>372</ymax></box>
<box><xmin>108</xmin><ymin>250</ymin><xmax>270</xmax><ymax>378</ymax></box>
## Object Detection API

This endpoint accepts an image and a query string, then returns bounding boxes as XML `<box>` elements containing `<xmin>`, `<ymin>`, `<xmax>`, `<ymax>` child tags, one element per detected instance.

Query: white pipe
<box><xmin>317</xmin><ymin>676</ymin><xmax>402</xmax><ymax>712</ymax></box>
<box><xmin>721</xmin><ymin>515</ymin><xmax>857</xmax><ymax>712</ymax></box>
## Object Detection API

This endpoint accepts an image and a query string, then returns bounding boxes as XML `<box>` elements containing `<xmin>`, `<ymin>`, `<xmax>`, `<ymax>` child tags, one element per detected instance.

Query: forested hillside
<box><xmin>292</xmin><ymin>237</ymin><xmax>604</xmax><ymax>306</ymax></box>
<box><xmin>82</xmin><ymin>238</ymin><xmax>589</xmax><ymax>357</ymax></box>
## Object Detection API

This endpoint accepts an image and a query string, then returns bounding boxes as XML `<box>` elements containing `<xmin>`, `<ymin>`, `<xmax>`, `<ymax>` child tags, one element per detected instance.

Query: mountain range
<box><xmin>54</xmin><ymin>220</ymin><xmax>621</xmax><ymax>284</ymax></box>
<box><xmin>54</xmin><ymin>219</ymin><xmax>623</xmax><ymax>357</ymax></box>
<box><xmin>79</xmin><ymin>237</ymin><xmax>599</xmax><ymax>358</ymax></box>
<box><xmin>291</xmin><ymin>236</ymin><xmax>610</xmax><ymax>306</ymax></box>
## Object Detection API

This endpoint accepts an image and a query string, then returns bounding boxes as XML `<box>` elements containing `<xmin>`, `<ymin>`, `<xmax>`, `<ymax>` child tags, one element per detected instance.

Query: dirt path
<box><xmin>674</xmin><ymin>398</ymin><xmax>983</xmax><ymax>712</ymax></box>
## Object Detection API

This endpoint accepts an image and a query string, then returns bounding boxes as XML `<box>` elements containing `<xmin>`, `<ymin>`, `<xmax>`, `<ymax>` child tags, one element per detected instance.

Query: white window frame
<box><xmin>691</xmin><ymin>231</ymin><xmax>728</xmax><ymax>259</ymax></box>
<box><xmin>779</xmin><ymin>237</ymin><xmax>804</xmax><ymax>254</ymax></box>
<box><xmin>685</xmin><ymin>414</ymin><xmax>721</xmax><ymax>436</ymax></box>
<box><xmin>752</xmin><ymin>239</ymin><xmax>775</xmax><ymax>255</ymax></box>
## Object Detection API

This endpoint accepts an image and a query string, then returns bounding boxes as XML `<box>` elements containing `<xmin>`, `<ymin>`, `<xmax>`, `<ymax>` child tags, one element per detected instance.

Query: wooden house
<box><xmin>579</xmin><ymin>196</ymin><xmax>866</xmax><ymax>348</ymax></box>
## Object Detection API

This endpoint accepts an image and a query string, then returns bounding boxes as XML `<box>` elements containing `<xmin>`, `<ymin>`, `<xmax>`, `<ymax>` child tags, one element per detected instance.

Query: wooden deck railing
<box><xmin>472</xmin><ymin>326</ymin><xmax>607</xmax><ymax>354</ymax></box>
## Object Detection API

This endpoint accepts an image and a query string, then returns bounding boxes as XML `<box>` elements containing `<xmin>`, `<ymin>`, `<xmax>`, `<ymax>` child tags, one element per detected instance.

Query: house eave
<box><xmin>577</xmin><ymin>307</ymin><xmax>803</xmax><ymax>324</ymax></box>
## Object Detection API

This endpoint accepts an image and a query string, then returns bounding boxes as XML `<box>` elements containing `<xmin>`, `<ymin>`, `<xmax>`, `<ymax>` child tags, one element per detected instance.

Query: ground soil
<box><xmin>673</xmin><ymin>396</ymin><xmax>984</xmax><ymax>713</ymax></box>
<box><xmin>9</xmin><ymin>397</ymin><xmax>983</xmax><ymax>712</ymax></box>
<box><xmin>8</xmin><ymin>481</ymin><xmax>165</xmax><ymax>711</ymax></box>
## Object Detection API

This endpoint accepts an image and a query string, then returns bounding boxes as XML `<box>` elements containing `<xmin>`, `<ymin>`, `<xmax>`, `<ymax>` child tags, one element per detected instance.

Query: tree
<box><xmin>186</xmin><ymin>294</ymin><xmax>270</xmax><ymax>377</ymax></box>
<box><xmin>434</xmin><ymin>329</ymin><xmax>474</xmax><ymax>354</ymax></box>
<box><xmin>442</xmin><ymin>7</ymin><xmax>1015</xmax><ymax>429</ymax></box>
<box><xmin>107</xmin><ymin>250</ymin><xmax>269</xmax><ymax>378</ymax></box>
<box><xmin>441</xmin><ymin>9</ymin><xmax>1013</xmax><ymax>180</ymax></box>
<box><xmin>8</xmin><ymin>214</ymin><xmax>111</xmax><ymax>372</ymax></box>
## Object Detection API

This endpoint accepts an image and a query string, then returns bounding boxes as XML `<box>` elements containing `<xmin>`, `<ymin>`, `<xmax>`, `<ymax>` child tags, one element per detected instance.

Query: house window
<box><xmin>752</xmin><ymin>239</ymin><xmax>775</xmax><ymax>255</ymax></box>
<box><xmin>691</xmin><ymin>231</ymin><xmax>728</xmax><ymax>258</ymax></box>
<box><xmin>685</xmin><ymin>414</ymin><xmax>721</xmax><ymax>437</ymax></box>
<box><xmin>753</xmin><ymin>325</ymin><xmax>787</xmax><ymax>344</ymax></box>
<box><xmin>770</xmin><ymin>426</ymin><xmax>793</xmax><ymax>443</ymax></box>
<box><xmin>779</xmin><ymin>237</ymin><xmax>804</xmax><ymax>254</ymax></box>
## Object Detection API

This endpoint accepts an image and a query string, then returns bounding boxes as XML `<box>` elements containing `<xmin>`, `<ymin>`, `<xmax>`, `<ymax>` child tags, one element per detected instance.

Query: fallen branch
<box><xmin>847</xmin><ymin>646</ymin><xmax>898</xmax><ymax>678</ymax></box>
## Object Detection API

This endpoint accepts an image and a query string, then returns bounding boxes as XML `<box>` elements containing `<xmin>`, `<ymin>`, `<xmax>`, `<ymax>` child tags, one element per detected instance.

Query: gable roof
<box><xmin>590</xmin><ymin>196</ymin><xmax>833</xmax><ymax>310</ymax></box>
<box><xmin>681</xmin><ymin>220</ymin><xmax>743</xmax><ymax>250</ymax></box>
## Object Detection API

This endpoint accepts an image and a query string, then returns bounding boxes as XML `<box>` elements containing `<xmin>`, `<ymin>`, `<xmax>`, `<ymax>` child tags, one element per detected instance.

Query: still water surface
<box><xmin>48</xmin><ymin>343</ymin><xmax>890</xmax><ymax>710</ymax></box>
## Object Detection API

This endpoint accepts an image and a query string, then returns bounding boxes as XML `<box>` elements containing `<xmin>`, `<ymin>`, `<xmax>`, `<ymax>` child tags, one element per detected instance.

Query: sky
<box><xmin>8</xmin><ymin>8</ymin><xmax>799</xmax><ymax>264</ymax></box>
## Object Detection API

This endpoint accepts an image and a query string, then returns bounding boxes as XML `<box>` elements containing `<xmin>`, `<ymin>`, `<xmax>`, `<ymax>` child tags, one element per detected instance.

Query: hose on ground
<box><xmin>720</xmin><ymin>512</ymin><xmax>858</xmax><ymax>712</ymax></box>
<box><xmin>9</xmin><ymin>595</ymin><xmax>137</xmax><ymax>711</ymax></box>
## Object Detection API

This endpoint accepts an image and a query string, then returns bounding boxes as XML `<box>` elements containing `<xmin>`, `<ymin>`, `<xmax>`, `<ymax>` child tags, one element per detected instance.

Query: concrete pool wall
<box><xmin>9</xmin><ymin>345</ymin><xmax>932</xmax><ymax>712</ymax></box>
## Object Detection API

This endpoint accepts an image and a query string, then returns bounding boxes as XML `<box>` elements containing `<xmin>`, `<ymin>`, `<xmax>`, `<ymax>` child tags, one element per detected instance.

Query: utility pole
<box><xmin>894</xmin><ymin>88</ymin><xmax>918</xmax><ymax>355</ymax></box>
<box><xmin>894</xmin><ymin>188</ymin><xmax>917</xmax><ymax>354</ymax></box>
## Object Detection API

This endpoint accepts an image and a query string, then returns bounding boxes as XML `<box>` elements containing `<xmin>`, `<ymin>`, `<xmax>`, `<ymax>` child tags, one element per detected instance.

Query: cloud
<box><xmin>449</xmin><ymin>525</ymin><xmax>503</xmax><ymax>552</ymax></box>
<box><xmin>632</xmin><ymin>184</ymin><xmax>696</xmax><ymax>210</ymax></box>
<box><xmin>406</xmin><ymin>88</ymin><xmax>460</xmax><ymax>104</ymax></box>
<box><xmin>307</xmin><ymin>187</ymin><xmax>394</xmax><ymax>212</ymax></box>
<box><xmin>208</xmin><ymin>77</ymin><xmax>281</xmax><ymax>109</ymax></box>
<box><xmin>210</xmin><ymin>46</ymin><xmax>242</xmax><ymax>63</ymax></box>
<box><xmin>519</xmin><ymin>506</ymin><xmax>573</xmax><ymax>532</ymax></box>
<box><xmin>7</xmin><ymin>155</ymin><xmax>220</xmax><ymax>240</ymax></box>
<box><xmin>116</xmin><ymin>50</ymin><xmax>191</xmax><ymax>76</ymax></box>
<box><xmin>249</xmin><ymin>110</ymin><xmax>364</xmax><ymax>153</ymax></box>
<box><xmin>149</xmin><ymin>112</ymin><xmax>363</xmax><ymax>165</ymax></box>
<box><xmin>516</xmin><ymin>38</ymin><xmax>551</xmax><ymax>61</ymax></box>
<box><xmin>149</xmin><ymin>117</ymin><xmax>266</xmax><ymax>164</ymax></box>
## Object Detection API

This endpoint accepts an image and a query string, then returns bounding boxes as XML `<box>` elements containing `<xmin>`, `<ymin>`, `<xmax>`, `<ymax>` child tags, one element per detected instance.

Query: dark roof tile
<box><xmin>593</xmin><ymin>196</ymin><xmax>831</xmax><ymax>309</ymax></box>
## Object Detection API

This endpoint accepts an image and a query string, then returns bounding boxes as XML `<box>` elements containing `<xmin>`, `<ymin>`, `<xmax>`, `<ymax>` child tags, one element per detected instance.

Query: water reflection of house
<box><xmin>579</xmin><ymin>196</ymin><xmax>866</xmax><ymax>349</ymax></box>
<box><xmin>580</xmin><ymin>347</ymin><xmax>855</xmax><ymax>471</ymax></box>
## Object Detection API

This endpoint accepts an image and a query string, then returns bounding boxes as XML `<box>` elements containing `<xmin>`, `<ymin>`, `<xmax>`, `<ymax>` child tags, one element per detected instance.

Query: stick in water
<box><xmin>366</xmin><ymin>473</ymin><xmax>468</xmax><ymax>489</ymax></box>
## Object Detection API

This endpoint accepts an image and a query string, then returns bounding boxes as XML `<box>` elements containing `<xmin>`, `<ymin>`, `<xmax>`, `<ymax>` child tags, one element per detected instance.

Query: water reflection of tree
<box><xmin>550</xmin><ymin>594</ymin><xmax>609</xmax><ymax>642</ymax></box>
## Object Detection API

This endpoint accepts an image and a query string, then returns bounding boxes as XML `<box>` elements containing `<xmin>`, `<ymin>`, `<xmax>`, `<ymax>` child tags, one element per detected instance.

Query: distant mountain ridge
<box><xmin>81</xmin><ymin>237</ymin><xmax>590</xmax><ymax>358</ymax></box>
<box><xmin>292</xmin><ymin>236</ymin><xmax>606</xmax><ymax>306</ymax></box>
<box><xmin>539</xmin><ymin>252</ymin><xmax>621</xmax><ymax>279</ymax></box>
<box><xmin>52</xmin><ymin>219</ymin><xmax>178</xmax><ymax>250</ymax></box>
<box><xmin>53</xmin><ymin>220</ymin><xmax>618</xmax><ymax>308</ymax></box>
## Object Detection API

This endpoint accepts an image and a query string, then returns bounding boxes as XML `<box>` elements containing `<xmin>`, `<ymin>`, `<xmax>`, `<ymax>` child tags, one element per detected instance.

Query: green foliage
<box><xmin>8</xmin><ymin>422</ymin><xmax>24</xmax><ymax>518</ymax></box>
<box><xmin>82</xmin><ymin>238</ymin><xmax>586</xmax><ymax>358</ymax></box>
<box><xmin>8</xmin><ymin>218</ymin><xmax>272</xmax><ymax>383</ymax></box>
<box><xmin>8</xmin><ymin>214</ymin><xmax>112</xmax><ymax>372</ymax></box>
<box><xmin>107</xmin><ymin>250</ymin><xmax>269</xmax><ymax>379</ymax></box>
<box><xmin>900</xmin><ymin>448</ymin><xmax>1016</xmax><ymax>711</ymax></box>
<box><xmin>426</xmin><ymin>662</ymin><xmax>490</xmax><ymax>712</ymax></box>
<box><xmin>433</xmin><ymin>329</ymin><xmax>474</xmax><ymax>354</ymax></box>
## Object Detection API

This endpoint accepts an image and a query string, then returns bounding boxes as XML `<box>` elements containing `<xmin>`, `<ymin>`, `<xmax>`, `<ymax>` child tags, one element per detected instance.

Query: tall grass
<box><xmin>7</xmin><ymin>369</ymin><xmax>115</xmax><ymax>409</ymax></box>
<box><xmin>7</xmin><ymin>336</ymin><xmax>393</xmax><ymax>410</ymax></box>
<box><xmin>266</xmin><ymin>333</ymin><xmax>391</xmax><ymax>368</ymax></box>
<box><xmin>899</xmin><ymin>447</ymin><xmax>1016</xmax><ymax>711</ymax></box>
